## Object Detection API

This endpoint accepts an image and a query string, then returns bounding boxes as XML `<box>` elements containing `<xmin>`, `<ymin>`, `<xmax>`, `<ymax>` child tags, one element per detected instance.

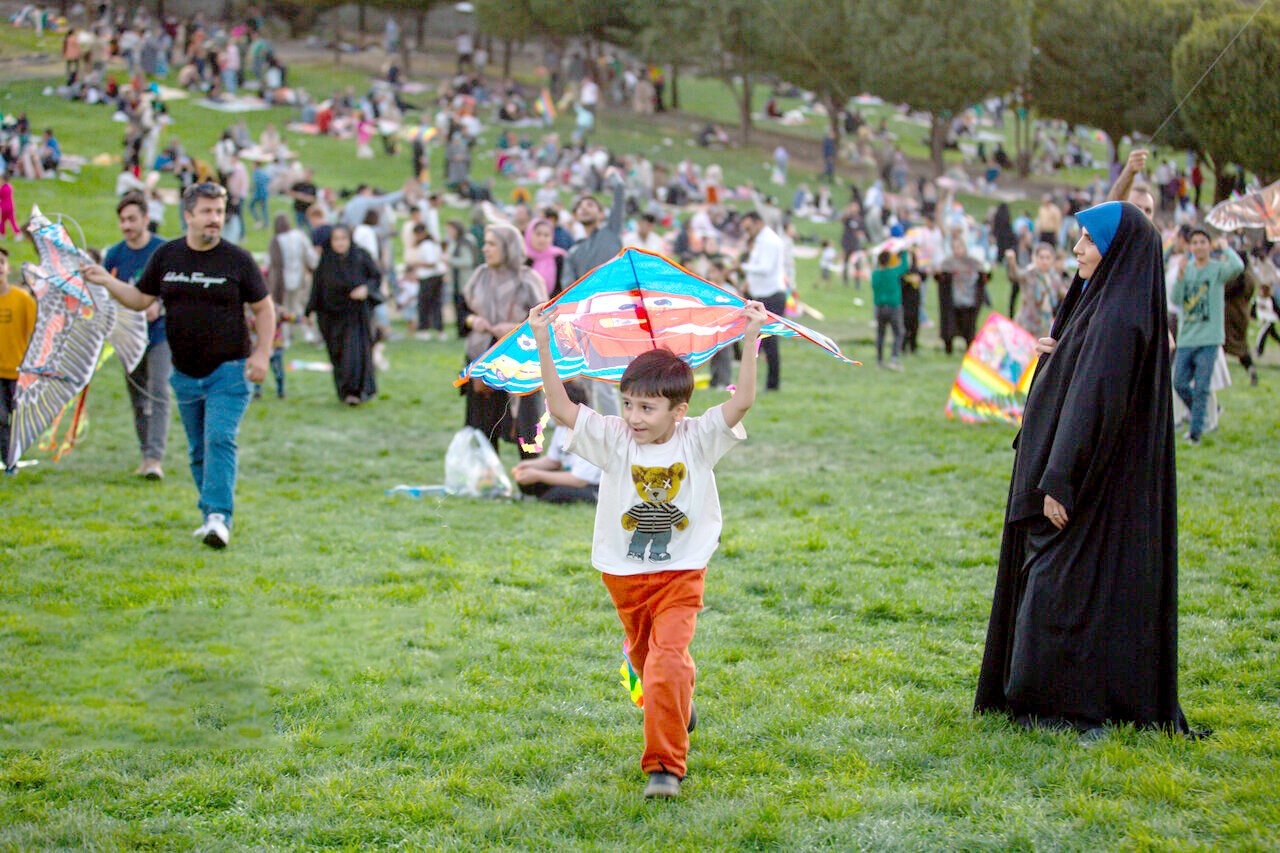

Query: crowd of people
<box><xmin>6</xmin><ymin>4</ymin><xmax>1280</xmax><ymax>811</ymax></box>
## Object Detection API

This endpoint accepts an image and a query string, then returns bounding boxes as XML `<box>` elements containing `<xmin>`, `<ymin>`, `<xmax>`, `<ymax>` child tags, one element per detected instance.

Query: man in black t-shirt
<box><xmin>86</xmin><ymin>182</ymin><xmax>275</xmax><ymax>550</ymax></box>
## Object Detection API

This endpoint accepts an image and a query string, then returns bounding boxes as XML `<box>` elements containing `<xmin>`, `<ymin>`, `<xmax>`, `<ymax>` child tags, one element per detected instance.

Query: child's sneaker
<box><xmin>643</xmin><ymin>772</ymin><xmax>680</xmax><ymax>799</ymax></box>
<box><xmin>202</xmin><ymin>513</ymin><xmax>230</xmax><ymax>549</ymax></box>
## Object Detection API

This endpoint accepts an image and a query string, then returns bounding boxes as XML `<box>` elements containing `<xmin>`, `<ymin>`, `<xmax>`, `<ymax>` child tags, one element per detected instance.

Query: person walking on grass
<box><xmin>738</xmin><ymin>211</ymin><xmax>787</xmax><ymax>390</ymax></box>
<box><xmin>0</xmin><ymin>246</ymin><xmax>37</xmax><ymax>474</ymax></box>
<box><xmin>85</xmin><ymin>182</ymin><xmax>274</xmax><ymax>549</ymax></box>
<box><xmin>871</xmin><ymin>249</ymin><xmax>908</xmax><ymax>370</ymax></box>
<box><xmin>103</xmin><ymin>192</ymin><xmax>170</xmax><ymax>480</ymax></box>
<box><xmin>1170</xmin><ymin>228</ymin><xmax>1243</xmax><ymax>445</ymax></box>
<box><xmin>306</xmin><ymin>225</ymin><xmax>380</xmax><ymax>405</ymax></box>
<box><xmin>529</xmin><ymin>297</ymin><xmax>769</xmax><ymax>799</ymax></box>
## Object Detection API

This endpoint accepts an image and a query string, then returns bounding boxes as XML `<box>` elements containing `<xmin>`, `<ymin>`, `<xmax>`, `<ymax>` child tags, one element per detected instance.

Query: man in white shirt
<box><xmin>624</xmin><ymin>213</ymin><xmax>665</xmax><ymax>254</ymax></box>
<box><xmin>738</xmin><ymin>211</ymin><xmax>787</xmax><ymax>390</ymax></box>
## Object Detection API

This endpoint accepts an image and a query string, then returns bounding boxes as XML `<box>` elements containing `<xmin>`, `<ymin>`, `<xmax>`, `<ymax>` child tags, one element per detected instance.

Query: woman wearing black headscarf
<box><xmin>991</xmin><ymin>203</ymin><xmax>1018</xmax><ymax>314</ymax></box>
<box><xmin>975</xmin><ymin>202</ymin><xmax>1202</xmax><ymax>737</ymax></box>
<box><xmin>306</xmin><ymin>225</ymin><xmax>381</xmax><ymax>406</ymax></box>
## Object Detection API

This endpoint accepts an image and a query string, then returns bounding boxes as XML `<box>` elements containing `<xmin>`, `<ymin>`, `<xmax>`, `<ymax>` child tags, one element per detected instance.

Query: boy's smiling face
<box><xmin>622</xmin><ymin>393</ymin><xmax>688</xmax><ymax>445</ymax></box>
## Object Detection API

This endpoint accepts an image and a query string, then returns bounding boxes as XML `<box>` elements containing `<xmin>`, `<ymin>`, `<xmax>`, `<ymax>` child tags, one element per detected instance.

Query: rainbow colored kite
<box><xmin>945</xmin><ymin>313</ymin><xmax>1038</xmax><ymax>425</ymax></box>
<box><xmin>396</xmin><ymin>124</ymin><xmax>438</xmax><ymax>144</ymax></box>
<box><xmin>456</xmin><ymin>248</ymin><xmax>856</xmax><ymax>395</ymax></box>
<box><xmin>536</xmin><ymin>88</ymin><xmax>556</xmax><ymax>122</ymax></box>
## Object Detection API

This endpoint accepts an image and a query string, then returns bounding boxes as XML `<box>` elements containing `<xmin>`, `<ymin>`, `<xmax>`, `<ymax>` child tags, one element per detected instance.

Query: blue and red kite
<box><xmin>456</xmin><ymin>248</ymin><xmax>856</xmax><ymax>394</ymax></box>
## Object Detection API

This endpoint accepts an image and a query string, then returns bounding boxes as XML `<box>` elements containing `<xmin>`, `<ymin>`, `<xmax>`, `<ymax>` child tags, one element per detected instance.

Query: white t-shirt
<box><xmin>565</xmin><ymin>404</ymin><xmax>746</xmax><ymax>576</ymax></box>
<box><xmin>548</xmin><ymin>425</ymin><xmax>602</xmax><ymax>485</ymax></box>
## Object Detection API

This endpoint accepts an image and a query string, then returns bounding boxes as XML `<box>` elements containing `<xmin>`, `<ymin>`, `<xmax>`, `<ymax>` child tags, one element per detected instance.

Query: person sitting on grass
<box><xmin>527</xmin><ymin>297</ymin><xmax>769</xmax><ymax>800</ymax></box>
<box><xmin>511</xmin><ymin>379</ymin><xmax>602</xmax><ymax>504</ymax></box>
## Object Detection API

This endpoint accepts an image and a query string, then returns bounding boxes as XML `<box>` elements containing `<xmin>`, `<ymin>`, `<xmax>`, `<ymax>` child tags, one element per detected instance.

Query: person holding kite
<box><xmin>975</xmin><ymin>201</ymin><xmax>1204</xmax><ymax>738</ymax></box>
<box><xmin>529</xmin><ymin>294</ymin><xmax>769</xmax><ymax>799</ymax></box>
<box><xmin>85</xmin><ymin>182</ymin><xmax>275</xmax><ymax>550</ymax></box>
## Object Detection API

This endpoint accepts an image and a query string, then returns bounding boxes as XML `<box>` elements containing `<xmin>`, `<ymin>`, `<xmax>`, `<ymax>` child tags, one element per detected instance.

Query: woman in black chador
<box><xmin>975</xmin><ymin>201</ymin><xmax>1204</xmax><ymax>737</ymax></box>
<box><xmin>306</xmin><ymin>225</ymin><xmax>381</xmax><ymax>406</ymax></box>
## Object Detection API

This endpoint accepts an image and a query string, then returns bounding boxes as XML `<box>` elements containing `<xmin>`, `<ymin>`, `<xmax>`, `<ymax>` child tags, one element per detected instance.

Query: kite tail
<box><xmin>619</xmin><ymin>638</ymin><xmax>643</xmax><ymax>708</ymax></box>
<box><xmin>39</xmin><ymin>385</ymin><xmax>91</xmax><ymax>461</ymax></box>
<box><xmin>55</xmin><ymin>386</ymin><xmax>91</xmax><ymax>461</ymax></box>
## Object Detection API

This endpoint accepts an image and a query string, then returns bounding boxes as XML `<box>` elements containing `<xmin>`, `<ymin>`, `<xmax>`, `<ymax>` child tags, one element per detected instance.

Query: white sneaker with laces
<box><xmin>192</xmin><ymin>520</ymin><xmax>210</xmax><ymax>539</ymax></box>
<box><xmin>202</xmin><ymin>513</ymin><xmax>230</xmax><ymax>549</ymax></box>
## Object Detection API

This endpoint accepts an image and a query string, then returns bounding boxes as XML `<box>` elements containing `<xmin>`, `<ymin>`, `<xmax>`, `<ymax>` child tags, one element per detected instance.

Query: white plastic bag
<box><xmin>444</xmin><ymin>427</ymin><xmax>514</xmax><ymax>498</ymax></box>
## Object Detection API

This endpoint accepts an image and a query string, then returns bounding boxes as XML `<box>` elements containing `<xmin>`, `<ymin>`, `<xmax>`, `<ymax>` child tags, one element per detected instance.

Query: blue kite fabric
<box><xmin>456</xmin><ymin>248</ymin><xmax>856</xmax><ymax>395</ymax></box>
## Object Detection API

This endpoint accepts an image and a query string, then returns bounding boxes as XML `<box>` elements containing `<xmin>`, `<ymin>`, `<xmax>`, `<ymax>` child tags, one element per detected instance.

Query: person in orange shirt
<box><xmin>0</xmin><ymin>246</ymin><xmax>38</xmax><ymax>472</ymax></box>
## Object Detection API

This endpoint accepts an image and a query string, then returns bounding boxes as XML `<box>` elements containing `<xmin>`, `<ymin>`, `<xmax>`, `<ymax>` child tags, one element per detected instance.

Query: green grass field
<box><xmin>3</xmin><ymin>42</ymin><xmax>1280</xmax><ymax>851</ymax></box>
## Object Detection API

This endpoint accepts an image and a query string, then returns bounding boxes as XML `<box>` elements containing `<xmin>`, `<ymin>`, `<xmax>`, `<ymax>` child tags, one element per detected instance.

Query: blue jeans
<box><xmin>169</xmin><ymin>359</ymin><xmax>252</xmax><ymax>523</ymax></box>
<box><xmin>249</xmin><ymin>194</ymin><xmax>269</xmax><ymax>227</ymax></box>
<box><xmin>1173</xmin><ymin>344</ymin><xmax>1216</xmax><ymax>440</ymax></box>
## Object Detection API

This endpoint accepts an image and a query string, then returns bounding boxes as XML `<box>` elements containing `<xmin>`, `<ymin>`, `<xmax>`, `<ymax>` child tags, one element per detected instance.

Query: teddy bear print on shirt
<box><xmin>622</xmin><ymin>463</ymin><xmax>689</xmax><ymax>562</ymax></box>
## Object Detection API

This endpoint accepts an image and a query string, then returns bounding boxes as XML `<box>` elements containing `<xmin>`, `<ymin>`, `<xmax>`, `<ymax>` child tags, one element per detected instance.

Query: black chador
<box><xmin>975</xmin><ymin>202</ymin><xmax>1201</xmax><ymax>735</ymax></box>
<box><xmin>306</xmin><ymin>240</ymin><xmax>380</xmax><ymax>403</ymax></box>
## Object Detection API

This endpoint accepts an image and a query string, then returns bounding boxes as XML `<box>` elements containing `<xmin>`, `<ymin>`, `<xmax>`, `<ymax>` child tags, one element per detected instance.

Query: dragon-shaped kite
<box><xmin>1206</xmin><ymin>180</ymin><xmax>1280</xmax><ymax>241</ymax></box>
<box><xmin>7</xmin><ymin>208</ymin><xmax>148</xmax><ymax>468</ymax></box>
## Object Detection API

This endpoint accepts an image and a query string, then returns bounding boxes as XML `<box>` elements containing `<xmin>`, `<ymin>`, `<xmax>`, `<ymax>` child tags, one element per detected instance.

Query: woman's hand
<box><xmin>469</xmin><ymin>315</ymin><xmax>491</xmax><ymax>335</ymax></box>
<box><xmin>1044</xmin><ymin>495</ymin><xmax>1069</xmax><ymax>530</ymax></box>
<box><xmin>1036</xmin><ymin>337</ymin><xmax>1057</xmax><ymax>356</ymax></box>
<box><xmin>350</xmin><ymin>285</ymin><xmax>369</xmax><ymax>301</ymax></box>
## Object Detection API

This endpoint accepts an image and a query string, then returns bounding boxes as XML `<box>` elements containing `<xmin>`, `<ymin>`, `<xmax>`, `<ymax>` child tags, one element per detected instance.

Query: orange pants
<box><xmin>601</xmin><ymin>569</ymin><xmax>705</xmax><ymax>779</ymax></box>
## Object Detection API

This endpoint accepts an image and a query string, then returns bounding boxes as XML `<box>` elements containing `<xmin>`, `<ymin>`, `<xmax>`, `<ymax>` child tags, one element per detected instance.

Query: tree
<box><xmin>270</xmin><ymin>0</ymin><xmax>345</xmax><ymax>40</ymax></box>
<box><xmin>754</xmin><ymin>0</ymin><xmax>875</xmax><ymax>146</ymax></box>
<box><xmin>697</xmin><ymin>0</ymin><xmax>770</xmax><ymax>144</ymax></box>
<box><xmin>363</xmin><ymin>0</ymin><xmax>446</xmax><ymax>77</ymax></box>
<box><xmin>619</xmin><ymin>0</ymin><xmax>704</xmax><ymax>113</ymax></box>
<box><xmin>474</xmin><ymin>0</ymin><xmax>540</xmax><ymax>78</ymax></box>
<box><xmin>1031</xmin><ymin>0</ymin><xmax>1227</xmax><ymax>163</ymax></box>
<box><xmin>864</xmin><ymin>0</ymin><xmax>1033</xmax><ymax>175</ymax></box>
<box><xmin>1174</xmin><ymin>10</ymin><xmax>1280</xmax><ymax>186</ymax></box>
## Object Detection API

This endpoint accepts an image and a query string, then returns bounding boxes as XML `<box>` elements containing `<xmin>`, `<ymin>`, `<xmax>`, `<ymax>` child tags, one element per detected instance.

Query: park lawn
<box><xmin>2</xmin><ymin>283</ymin><xmax>1278</xmax><ymax>849</ymax></box>
<box><xmin>0</xmin><ymin>24</ymin><xmax>60</xmax><ymax>60</ymax></box>
<box><xmin>3</xmin><ymin>53</ymin><xmax>1280</xmax><ymax>851</ymax></box>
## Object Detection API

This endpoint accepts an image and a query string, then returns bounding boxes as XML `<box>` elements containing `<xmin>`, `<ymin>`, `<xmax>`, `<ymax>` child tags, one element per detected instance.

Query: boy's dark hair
<box><xmin>741</xmin><ymin>211</ymin><xmax>762</xmax><ymax>225</ymax></box>
<box><xmin>0</xmin><ymin>245</ymin><xmax>8</xmax><ymax>258</ymax></box>
<box><xmin>562</xmin><ymin>378</ymin><xmax>589</xmax><ymax>407</ymax></box>
<box><xmin>117</xmin><ymin>192</ymin><xmax>147</xmax><ymax>217</ymax></box>
<box><xmin>620</xmin><ymin>348</ymin><xmax>694</xmax><ymax>406</ymax></box>
<box><xmin>1188</xmin><ymin>226</ymin><xmax>1212</xmax><ymax>242</ymax></box>
<box><xmin>877</xmin><ymin>249</ymin><xmax>892</xmax><ymax>266</ymax></box>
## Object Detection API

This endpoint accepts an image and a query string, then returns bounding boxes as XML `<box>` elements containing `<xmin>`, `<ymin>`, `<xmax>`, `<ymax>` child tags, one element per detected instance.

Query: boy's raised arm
<box><xmin>721</xmin><ymin>300</ymin><xmax>769</xmax><ymax>428</ymax></box>
<box><xmin>528</xmin><ymin>304</ymin><xmax>579</xmax><ymax>429</ymax></box>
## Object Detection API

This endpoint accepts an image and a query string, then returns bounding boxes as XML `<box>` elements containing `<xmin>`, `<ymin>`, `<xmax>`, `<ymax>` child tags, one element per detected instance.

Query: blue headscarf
<box><xmin>1076</xmin><ymin>202</ymin><xmax>1123</xmax><ymax>257</ymax></box>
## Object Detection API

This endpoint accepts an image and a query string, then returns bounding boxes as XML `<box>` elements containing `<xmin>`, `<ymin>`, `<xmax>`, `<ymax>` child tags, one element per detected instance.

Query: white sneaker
<box><xmin>192</xmin><ymin>520</ymin><xmax>210</xmax><ymax>538</ymax></box>
<box><xmin>202</xmin><ymin>513</ymin><xmax>230</xmax><ymax>549</ymax></box>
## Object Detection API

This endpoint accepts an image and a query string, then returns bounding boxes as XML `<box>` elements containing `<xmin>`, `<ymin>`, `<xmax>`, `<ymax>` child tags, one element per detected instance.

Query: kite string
<box><xmin>1148</xmin><ymin>0</ymin><xmax>1272</xmax><ymax>144</ymax></box>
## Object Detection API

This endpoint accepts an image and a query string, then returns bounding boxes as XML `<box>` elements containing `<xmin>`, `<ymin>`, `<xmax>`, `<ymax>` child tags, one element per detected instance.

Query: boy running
<box><xmin>528</xmin><ymin>298</ymin><xmax>769</xmax><ymax>798</ymax></box>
